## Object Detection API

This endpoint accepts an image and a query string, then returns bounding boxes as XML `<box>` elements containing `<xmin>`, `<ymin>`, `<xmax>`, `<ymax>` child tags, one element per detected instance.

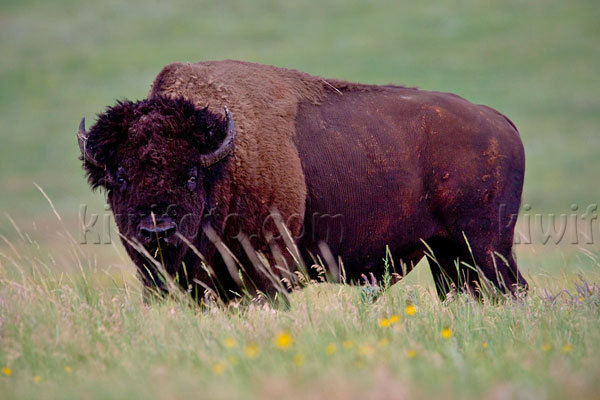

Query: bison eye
<box><xmin>187</xmin><ymin>175</ymin><xmax>197</xmax><ymax>191</ymax></box>
<box><xmin>187</xmin><ymin>167</ymin><xmax>198</xmax><ymax>191</ymax></box>
<box><xmin>116</xmin><ymin>167</ymin><xmax>127</xmax><ymax>190</ymax></box>
<box><xmin>117</xmin><ymin>176</ymin><xmax>128</xmax><ymax>190</ymax></box>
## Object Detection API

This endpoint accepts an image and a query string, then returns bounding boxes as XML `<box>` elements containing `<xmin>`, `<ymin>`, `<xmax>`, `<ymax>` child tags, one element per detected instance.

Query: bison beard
<box><xmin>78</xmin><ymin>60</ymin><xmax>527</xmax><ymax>302</ymax></box>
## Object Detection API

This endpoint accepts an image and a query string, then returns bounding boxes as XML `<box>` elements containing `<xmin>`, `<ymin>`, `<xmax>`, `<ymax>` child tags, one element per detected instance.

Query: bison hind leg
<box><xmin>425</xmin><ymin>237</ymin><xmax>481</xmax><ymax>300</ymax></box>
<box><xmin>425</xmin><ymin>236</ymin><xmax>528</xmax><ymax>300</ymax></box>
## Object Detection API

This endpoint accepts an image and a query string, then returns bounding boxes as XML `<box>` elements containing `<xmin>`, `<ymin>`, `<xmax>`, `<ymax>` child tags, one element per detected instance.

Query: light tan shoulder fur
<box><xmin>148</xmin><ymin>60</ymin><xmax>328</xmax><ymax>239</ymax></box>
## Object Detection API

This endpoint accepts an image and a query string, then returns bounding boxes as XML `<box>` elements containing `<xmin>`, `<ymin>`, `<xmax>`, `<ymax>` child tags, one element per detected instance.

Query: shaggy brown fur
<box><xmin>148</xmin><ymin>60</ymin><xmax>330</xmax><ymax>241</ymax></box>
<box><xmin>80</xmin><ymin>59</ymin><xmax>527</xmax><ymax>301</ymax></box>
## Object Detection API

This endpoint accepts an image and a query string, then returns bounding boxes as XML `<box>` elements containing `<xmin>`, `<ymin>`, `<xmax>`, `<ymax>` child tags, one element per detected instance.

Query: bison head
<box><xmin>78</xmin><ymin>96</ymin><xmax>235</xmax><ymax>285</ymax></box>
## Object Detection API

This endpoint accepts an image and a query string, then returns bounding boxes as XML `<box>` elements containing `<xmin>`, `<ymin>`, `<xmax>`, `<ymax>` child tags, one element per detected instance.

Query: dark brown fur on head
<box><xmin>83</xmin><ymin>95</ymin><xmax>229</xmax><ymax>190</ymax></box>
<box><xmin>81</xmin><ymin>95</ymin><xmax>232</xmax><ymax>289</ymax></box>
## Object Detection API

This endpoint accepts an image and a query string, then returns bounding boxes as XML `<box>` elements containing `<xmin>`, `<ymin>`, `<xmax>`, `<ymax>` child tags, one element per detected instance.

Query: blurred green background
<box><xmin>1</xmin><ymin>0</ymin><xmax>599</xmax><ymax>286</ymax></box>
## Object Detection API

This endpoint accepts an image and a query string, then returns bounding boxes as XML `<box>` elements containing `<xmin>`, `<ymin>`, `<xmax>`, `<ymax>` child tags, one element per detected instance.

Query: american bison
<box><xmin>78</xmin><ymin>60</ymin><xmax>527</xmax><ymax>301</ymax></box>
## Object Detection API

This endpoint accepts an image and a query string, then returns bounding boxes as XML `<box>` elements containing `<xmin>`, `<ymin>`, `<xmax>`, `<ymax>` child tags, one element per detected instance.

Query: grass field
<box><xmin>2</xmin><ymin>274</ymin><xmax>600</xmax><ymax>400</ymax></box>
<box><xmin>1</xmin><ymin>236</ymin><xmax>600</xmax><ymax>399</ymax></box>
<box><xmin>1</xmin><ymin>0</ymin><xmax>599</xmax><ymax>398</ymax></box>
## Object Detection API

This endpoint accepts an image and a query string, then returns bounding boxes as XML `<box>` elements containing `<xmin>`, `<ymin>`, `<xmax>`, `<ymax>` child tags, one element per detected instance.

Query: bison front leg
<box><xmin>138</xmin><ymin>266</ymin><xmax>170</xmax><ymax>303</ymax></box>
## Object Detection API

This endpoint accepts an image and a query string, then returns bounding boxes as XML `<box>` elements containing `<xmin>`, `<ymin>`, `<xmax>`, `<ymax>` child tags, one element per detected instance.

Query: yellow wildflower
<box><xmin>1</xmin><ymin>367</ymin><xmax>11</xmax><ymax>376</ymax></box>
<box><xmin>223</xmin><ymin>337</ymin><xmax>237</xmax><ymax>348</ymax></box>
<box><xmin>378</xmin><ymin>318</ymin><xmax>390</xmax><ymax>328</ymax></box>
<box><xmin>541</xmin><ymin>343</ymin><xmax>551</xmax><ymax>352</ymax></box>
<box><xmin>33</xmin><ymin>376</ymin><xmax>41</xmax><ymax>383</ymax></box>
<box><xmin>274</xmin><ymin>331</ymin><xmax>293</xmax><ymax>350</ymax></box>
<box><xmin>292</xmin><ymin>353</ymin><xmax>305</xmax><ymax>366</ymax></box>
<box><xmin>483</xmin><ymin>342</ymin><xmax>488</xmax><ymax>349</ymax></box>
<box><xmin>211</xmin><ymin>361</ymin><xmax>226</xmax><ymax>376</ymax></box>
<box><xmin>65</xmin><ymin>366</ymin><xmax>72</xmax><ymax>373</ymax></box>
<box><xmin>405</xmin><ymin>305</ymin><xmax>416</xmax><ymax>316</ymax></box>
<box><xmin>562</xmin><ymin>344</ymin><xmax>573</xmax><ymax>353</ymax></box>
<box><xmin>441</xmin><ymin>328</ymin><xmax>452</xmax><ymax>339</ymax></box>
<box><xmin>343</xmin><ymin>340</ymin><xmax>354</xmax><ymax>349</ymax></box>
<box><xmin>378</xmin><ymin>338</ymin><xmax>389</xmax><ymax>347</ymax></box>
<box><xmin>358</xmin><ymin>345</ymin><xmax>375</xmax><ymax>356</ymax></box>
<box><xmin>325</xmin><ymin>343</ymin><xmax>337</xmax><ymax>355</ymax></box>
<box><xmin>389</xmin><ymin>314</ymin><xmax>399</xmax><ymax>324</ymax></box>
<box><xmin>406</xmin><ymin>349</ymin><xmax>416</xmax><ymax>358</ymax></box>
<box><xmin>244</xmin><ymin>344</ymin><xmax>259</xmax><ymax>359</ymax></box>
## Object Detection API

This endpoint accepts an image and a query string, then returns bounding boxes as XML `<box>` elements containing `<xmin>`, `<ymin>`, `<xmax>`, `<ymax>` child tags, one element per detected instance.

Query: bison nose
<box><xmin>138</xmin><ymin>221</ymin><xmax>177</xmax><ymax>242</ymax></box>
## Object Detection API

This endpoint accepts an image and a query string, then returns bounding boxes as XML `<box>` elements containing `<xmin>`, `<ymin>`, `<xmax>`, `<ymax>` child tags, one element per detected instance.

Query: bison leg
<box><xmin>425</xmin><ymin>238</ymin><xmax>481</xmax><ymax>299</ymax></box>
<box><xmin>462</xmin><ymin>238</ymin><xmax>528</xmax><ymax>297</ymax></box>
<box><xmin>425</xmin><ymin>235</ymin><xmax>527</xmax><ymax>299</ymax></box>
<box><xmin>456</xmin><ymin>198</ymin><xmax>527</xmax><ymax>296</ymax></box>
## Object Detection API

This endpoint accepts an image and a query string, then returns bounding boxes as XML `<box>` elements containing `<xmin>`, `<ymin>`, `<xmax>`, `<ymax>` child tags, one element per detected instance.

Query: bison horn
<box><xmin>77</xmin><ymin>117</ymin><xmax>103</xmax><ymax>168</ymax></box>
<box><xmin>198</xmin><ymin>106</ymin><xmax>236</xmax><ymax>167</ymax></box>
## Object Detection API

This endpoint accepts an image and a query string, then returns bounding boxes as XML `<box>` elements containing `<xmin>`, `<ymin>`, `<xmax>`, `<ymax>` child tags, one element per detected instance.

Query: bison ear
<box><xmin>79</xmin><ymin>99</ymin><xmax>136</xmax><ymax>190</ymax></box>
<box><xmin>198</xmin><ymin>106</ymin><xmax>236</xmax><ymax>167</ymax></box>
